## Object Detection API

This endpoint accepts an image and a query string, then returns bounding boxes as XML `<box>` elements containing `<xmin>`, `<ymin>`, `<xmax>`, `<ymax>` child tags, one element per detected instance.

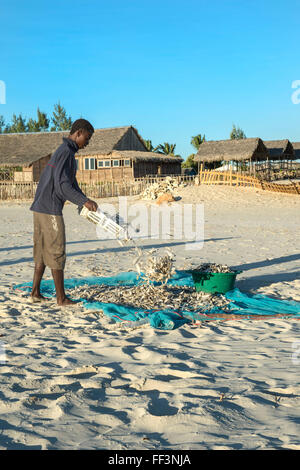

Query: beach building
<box><xmin>0</xmin><ymin>126</ymin><xmax>182</xmax><ymax>182</ymax></box>
<box><xmin>261</xmin><ymin>139</ymin><xmax>296</xmax><ymax>179</ymax></box>
<box><xmin>263</xmin><ymin>139</ymin><xmax>295</xmax><ymax>162</ymax></box>
<box><xmin>194</xmin><ymin>138</ymin><xmax>300</xmax><ymax>180</ymax></box>
<box><xmin>194</xmin><ymin>138</ymin><xmax>269</xmax><ymax>173</ymax></box>
<box><xmin>291</xmin><ymin>142</ymin><xmax>300</xmax><ymax>161</ymax></box>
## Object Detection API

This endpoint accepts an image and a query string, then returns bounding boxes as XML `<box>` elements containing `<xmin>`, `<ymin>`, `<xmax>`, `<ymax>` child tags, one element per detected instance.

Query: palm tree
<box><xmin>191</xmin><ymin>134</ymin><xmax>205</xmax><ymax>151</ymax></box>
<box><xmin>182</xmin><ymin>154</ymin><xmax>198</xmax><ymax>171</ymax></box>
<box><xmin>155</xmin><ymin>142</ymin><xmax>177</xmax><ymax>155</ymax></box>
<box><xmin>143</xmin><ymin>139</ymin><xmax>159</xmax><ymax>152</ymax></box>
<box><xmin>182</xmin><ymin>134</ymin><xmax>206</xmax><ymax>171</ymax></box>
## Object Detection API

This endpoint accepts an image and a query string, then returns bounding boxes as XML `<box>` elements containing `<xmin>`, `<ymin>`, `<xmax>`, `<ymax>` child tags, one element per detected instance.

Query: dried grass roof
<box><xmin>263</xmin><ymin>139</ymin><xmax>295</xmax><ymax>160</ymax></box>
<box><xmin>291</xmin><ymin>142</ymin><xmax>300</xmax><ymax>160</ymax></box>
<box><xmin>194</xmin><ymin>138</ymin><xmax>269</xmax><ymax>162</ymax></box>
<box><xmin>0</xmin><ymin>126</ymin><xmax>146</xmax><ymax>167</ymax></box>
<box><xmin>110</xmin><ymin>150</ymin><xmax>183</xmax><ymax>162</ymax></box>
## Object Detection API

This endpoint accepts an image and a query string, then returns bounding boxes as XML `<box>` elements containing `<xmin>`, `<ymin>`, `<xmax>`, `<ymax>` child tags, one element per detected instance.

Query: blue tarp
<box><xmin>14</xmin><ymin>271</ymin><xmax>300</xmax><ymax>330</ymax></box>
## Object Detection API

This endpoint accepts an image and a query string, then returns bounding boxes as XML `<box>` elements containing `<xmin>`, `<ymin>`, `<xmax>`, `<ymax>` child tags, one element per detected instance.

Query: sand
<box><xmin>0</xmin><ymin>185</ymin><xmax>300</xmax><ymax>450</ymax></box>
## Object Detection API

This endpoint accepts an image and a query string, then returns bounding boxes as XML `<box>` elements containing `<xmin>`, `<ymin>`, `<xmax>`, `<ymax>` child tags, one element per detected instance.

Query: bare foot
<box><xmin>57</xmin><ymin>297</ymin><xmax>77</xmax><ymax>306</ymax></box>
<box><xmin>30</xmin><ymin>293</ymin><xmax>50</xmax><ymax>303</ymax></box>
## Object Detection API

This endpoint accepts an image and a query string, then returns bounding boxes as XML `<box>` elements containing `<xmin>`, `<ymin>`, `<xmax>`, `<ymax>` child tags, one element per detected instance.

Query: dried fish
<box><xmin>137</xmin><ymin>249</ymin><xmax>176</xmax><ymax>285</ymax></box>
<box><xmin>69</xmin><ymin>283</ymin><xmax>230</xmax><ymax>314</ymax></box>
<box><xmin>191</xmin><ymin>263</ymin><xmax>235</xmax><ymax>273</ymax></box>
<box><xmin>69</xmin><ymin>249</ymin><xmax>231</xmax><ymax>315</ymax></box>
<box><xmin>135</xmin><ymin>263</ymin><xmax>142</xmax><ymax>275</ymax></box>
<box><xmin>133</xmin><ymin>256</ymin><xmax>142</xmax><ymax>265</ymax></box>
<box><xmin>75</xmin><ymin>241</ymin><xmax>232</xmax><ymax>317</ymax></box>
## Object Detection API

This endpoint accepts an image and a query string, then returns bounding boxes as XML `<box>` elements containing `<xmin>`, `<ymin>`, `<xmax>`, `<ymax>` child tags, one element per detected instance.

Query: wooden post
<box><xmin>199</xmin><ymin>162</ymin><xmax>203</xmax><ymax>183</ymax></box>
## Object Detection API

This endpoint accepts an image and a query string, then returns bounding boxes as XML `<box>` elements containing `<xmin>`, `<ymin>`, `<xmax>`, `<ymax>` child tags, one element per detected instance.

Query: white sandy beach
<box><xmin>0</xmin><ymin>184</ymin><xmax>300</xmax><ymax>450</ymax></box>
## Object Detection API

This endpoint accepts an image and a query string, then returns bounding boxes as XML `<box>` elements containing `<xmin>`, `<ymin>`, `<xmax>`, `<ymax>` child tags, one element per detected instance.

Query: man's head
<box><xmin>69</xmin><ymin>119</ymin><xmax>94</xmax><ymax>149</ymax></box>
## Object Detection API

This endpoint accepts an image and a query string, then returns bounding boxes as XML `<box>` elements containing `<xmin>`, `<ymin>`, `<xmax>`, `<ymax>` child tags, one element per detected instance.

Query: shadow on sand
<box><xmin>0</xmin><ymin>237</ymin><xmax>235</xmax><ymax>267</ymax></box>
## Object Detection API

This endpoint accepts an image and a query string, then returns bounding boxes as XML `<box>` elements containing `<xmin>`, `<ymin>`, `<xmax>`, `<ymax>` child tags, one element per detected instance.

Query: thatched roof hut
<box><xmin>0</xmin><ymin>126</ymin><xmax>147</xmax><ymax>167</ymax></box>
<box><xmin>194</xmin><ymin>138</ymin><xmax>269</xmax><ymax>163</ymax></box>
<box><xmin>0</xmin><ymin>126</ymin><xmax>183</xmax><ymax>182</ymax></box>
<box><xmin>263</xmin><ymin>139</ymin><xmax>295</xmax><ymax>161</ymax></box>
<box><xmin>291</xmin><ymin>142</ymin><xmax>300</xmax><ymax>160</ymax></box>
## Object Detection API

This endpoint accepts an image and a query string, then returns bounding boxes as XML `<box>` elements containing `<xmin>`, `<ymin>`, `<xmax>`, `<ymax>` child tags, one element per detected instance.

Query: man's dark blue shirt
<box><xmin>30</xmin><ymin>137</ymin><xmax>88</xmax><ymax>215</ymax></box>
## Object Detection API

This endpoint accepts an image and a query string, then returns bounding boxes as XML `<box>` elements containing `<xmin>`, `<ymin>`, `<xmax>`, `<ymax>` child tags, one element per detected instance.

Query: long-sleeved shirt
<box><xmin>30</xmin><ymin>137</ymin><xmax>88</xmax><ymax>215</ymax></box>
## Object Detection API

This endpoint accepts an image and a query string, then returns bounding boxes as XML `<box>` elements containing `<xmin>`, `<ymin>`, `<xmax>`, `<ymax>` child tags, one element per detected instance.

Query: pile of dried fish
<box><xmin>69</xmin><ymin>283</ymin><xmax>230</xmax><ymax>314</ymax></box>
<box><xmin>133</xmin><ymin>247</ymin><xmax>176</xmax><ymax>284</ymax></box>
<box><xmin>191</xmin><ymin>263</ymin><xmax>236</xmax><ymax>273</ymax></box>
<box><xmin>69</xmin><ymin>249</ymin><xmax>231</xmax><ymax>315</ymax></box>
<box><xmin>140</xmin><ymin>177</ymin><xmax>185</xmax><ymax>200</ymax></box>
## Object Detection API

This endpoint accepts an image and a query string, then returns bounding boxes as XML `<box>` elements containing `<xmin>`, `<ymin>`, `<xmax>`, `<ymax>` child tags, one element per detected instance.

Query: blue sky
<box><xmin>1</xmin><ymin>0</ymin><xmax>300</xmax><ymax>158</ymax></box>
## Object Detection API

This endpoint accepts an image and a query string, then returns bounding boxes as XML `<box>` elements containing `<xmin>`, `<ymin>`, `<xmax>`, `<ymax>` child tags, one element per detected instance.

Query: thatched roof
<box><xmin>263</xmin><ymin>139</ymin><xmax>295</xmax><ymax>160</ymax></box>
<box><xmin>194</xmin><ymin>138</ymin><xmax>269</xmax><ymax>162</ymax></box>
<box><xmin>291</xmin><ymin>142</ymin><xmax>300</xmax><ymax>160</ymax></box>
<box><xmin>78</xmin><ymin>126</ymin><xmax>147</xmax><ymax>156</ymax></box>
<box><xmin>110</xmin><ymin>150</ymin><xmax>183</xmax><ymax>162</ymax></box>
<box><xmin>0</xmin><ymin>126</ymin><xmax>146</xmax><ymax>167</ymax></box>
<box><xmin>0</xmin><ymin>131</ymin><xmax>65</xmax><ymax>167</ymax></box>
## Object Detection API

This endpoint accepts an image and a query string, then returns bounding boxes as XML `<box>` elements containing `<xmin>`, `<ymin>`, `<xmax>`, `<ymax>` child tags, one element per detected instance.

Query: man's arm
<box><xmin>73</xmin><ymin>174</ymin><xmax>98</xmax><ymax>211</ymax></box>
<box><xmin>59</xmin><ymin>160</ymin><xmax>89</xmax><ymax>206</ymax></box>
<box><xmin>73</xmin><ymin>177</ymin><xmax>86</xmax><ymax>197</ymax></box>
<box><xmin>53</xmin><ymin>153</ymin><xmax>98</xmax><ymax>211</ymax></box>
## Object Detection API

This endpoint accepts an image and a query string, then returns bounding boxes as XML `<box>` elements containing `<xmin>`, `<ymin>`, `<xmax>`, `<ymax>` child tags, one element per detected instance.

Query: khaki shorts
<box><xmin>33</xmin><ymin>212</ymin><xmax>66</xmax><ymax>270</ymax></box>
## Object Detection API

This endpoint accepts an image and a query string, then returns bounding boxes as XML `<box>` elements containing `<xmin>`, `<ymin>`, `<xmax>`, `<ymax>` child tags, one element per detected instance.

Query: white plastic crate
<box><xmin>80</xmin><ymin>206</ymin><xmax>131</xmax><ymax>246</ymax></box>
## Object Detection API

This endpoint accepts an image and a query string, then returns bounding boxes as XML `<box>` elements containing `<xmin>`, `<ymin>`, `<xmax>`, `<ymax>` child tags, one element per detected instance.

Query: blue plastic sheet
<box><xmin>14</xmin><ymin>271</ymin><xmax>300</xmax><ymax>329</ymax></box>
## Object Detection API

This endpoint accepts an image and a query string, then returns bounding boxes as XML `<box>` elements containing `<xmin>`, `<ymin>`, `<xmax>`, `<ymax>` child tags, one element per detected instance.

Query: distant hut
<box><xmin>0</xmin><ymin>131</ymin><xmax>64</xmax><ymax>182</ymax></box>
<box><xmin>291</xmin><ymin>142</ymin><xmax>300</xmax><ymax>161</ymax></box>
<box><xmin>194</xmin><ymin>138</ymin><xmax>269</xmax><ymax>175</ymax></box>
<box><xmin>0</xmin><ymin>126</ymin><xmax>182</xmax><ymax>182</ymax></box>
<box><xmin>263</xmin><ymin>140</ymin><xmax>295</xmax><ymax>178</ymax></box>
<box><xmin>263</xmin><ymin>139</ymin><xmax>294</xmax><ymax>162</ymax></box>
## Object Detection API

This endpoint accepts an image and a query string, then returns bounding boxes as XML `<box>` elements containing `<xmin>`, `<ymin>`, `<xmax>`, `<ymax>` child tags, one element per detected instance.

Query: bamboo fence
<box><xmin>0</xmin><ymin>175</ymin><xmax>195</xmax><ymax>201</ymax></box>
<box><xmin>197</xmin><ymin>169</ymin><xmax>300</xmax><ymax>194</ymax></box>
<box><xmin>0</xmin><ymin>182</ymin><xmax>38</xmax><ymax>200</ymax></box>
<box><xmin>0</xmin><ymin>171</ymin><xmax>299</xmax><ymax>201</ymax></box>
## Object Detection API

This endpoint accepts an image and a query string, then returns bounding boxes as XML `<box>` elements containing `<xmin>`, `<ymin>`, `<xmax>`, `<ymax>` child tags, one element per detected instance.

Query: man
<box><xmin>30</xmin><ymin>118</ymin><xmax>98</xmax><ymax>306</ymax></box>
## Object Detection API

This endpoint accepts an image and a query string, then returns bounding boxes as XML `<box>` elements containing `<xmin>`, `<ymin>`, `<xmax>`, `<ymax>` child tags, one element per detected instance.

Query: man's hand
<box><xmin>84</xmin><ymin>199</ymin><xmax>98</xmax><ymax>212</ymax></box>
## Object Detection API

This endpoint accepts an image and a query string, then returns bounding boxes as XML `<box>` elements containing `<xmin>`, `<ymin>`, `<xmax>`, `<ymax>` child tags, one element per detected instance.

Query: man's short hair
<box><xmin>70</xmin><ymin>119</ymin><xmax>94</xmax><ymax>135</ymax></box>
